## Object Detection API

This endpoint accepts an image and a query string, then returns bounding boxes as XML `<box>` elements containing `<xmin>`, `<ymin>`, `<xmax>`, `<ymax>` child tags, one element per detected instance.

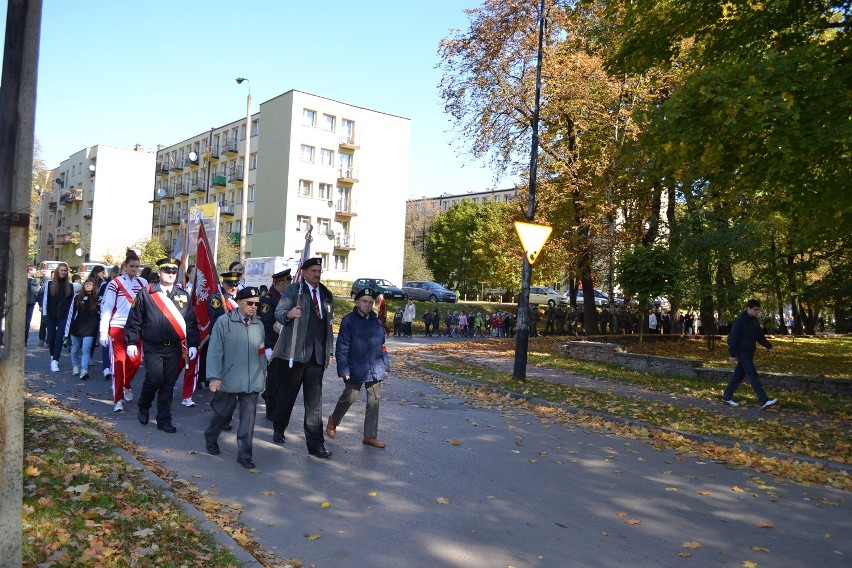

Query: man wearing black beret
<box><xmin>269</xmin><ymin>258</ymin><xmax>335</xmax><ymax>458</ymax></box>
<box><xmin>259</xmin><ymin>268</ymin><xmax>292</xmax><ymax>419</ymax></box>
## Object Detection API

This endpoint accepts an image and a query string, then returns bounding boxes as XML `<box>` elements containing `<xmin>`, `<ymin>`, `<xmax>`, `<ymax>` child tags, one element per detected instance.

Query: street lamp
<box><xmin>236</xmin><ymin>77</ymin><xmax>251</xmax><ymax>263</ymax></box>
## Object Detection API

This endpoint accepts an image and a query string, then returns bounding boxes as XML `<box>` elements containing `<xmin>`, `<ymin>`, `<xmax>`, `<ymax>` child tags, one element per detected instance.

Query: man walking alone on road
<box><xmin>722</xmin><ymin>299</ymin><xmax>778</xmax><ymax>409</ymax></box>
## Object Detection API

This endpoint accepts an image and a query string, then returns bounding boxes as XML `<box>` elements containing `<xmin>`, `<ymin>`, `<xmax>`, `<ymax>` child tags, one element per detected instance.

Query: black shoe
<box><xmin>104</xmin><ymin>373</ymin><xmax>112</xmax><ymax>381</ymax></box>
<box><xmin>272</xmin><ymin>432</ymin><xmax>285</xmax><ymax>444</ymax></box>
<box><xmin>308</xmin><ymin>446</ymin><xmax>332</xmax><ymax>459</ymax></box>
<box><xmin>206</xmin><ymin>441</ymin><xmax>220</xmax><ymax>455</ymax></box>
<box><xmin>137</xmin><ymin>410</ymin><xmax>149</xmax><ymax>425</ymax></box>
<box><xmin>157</xmin><ymin>422</ymin><xmax>177</xmax><ymax>433</ymax></box>
<box><xmin>222</xmin><ymin>423</ymin><xmax>233</xmax><ymax>431</ymax></box>
<box><xmin>80</xmin><ymin>373</ymin><xmax>89</xmax><ymax>381</ymax></box>
<box><xmin>237</xmin><ymin>457</ymin><xmax>256</xmax><ymax>469</ymax></box>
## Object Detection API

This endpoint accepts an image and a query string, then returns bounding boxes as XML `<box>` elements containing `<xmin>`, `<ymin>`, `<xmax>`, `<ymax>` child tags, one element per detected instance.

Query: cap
<box><xmin>220</xmin><ymin>271</ymin><xmax>241</xmax><ymax>285</ymax></box>
<box><xmin>354</xmin><ymin>288</ymin><xmax>376</xmax><ymax>300</ymax></box>
<box><xmin>156</xmin><ymin>258</ymin><xmax>180</xmax><ymax>270</ymax></box>
<box><xmin>302</xmin><ymin>257</ymin><xmax>322</xmax><ymax>269</ymax></box>
<box><xmin>236</xmin><ymin>287</ymin><xmax>260</xmax><ymax>300</ymax></box>
<box><xmin>272</xmin><ymin>269</ymin><xmax>292</xmax><ymax>282</ymax></box>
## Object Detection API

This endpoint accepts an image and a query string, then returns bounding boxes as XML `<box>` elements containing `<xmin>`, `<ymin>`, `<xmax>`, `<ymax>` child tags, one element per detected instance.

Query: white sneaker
<box><xmin>762</xmin><ymin>398</ymin><xmax>778</xmax><ymax>409</ymax></box>
<box><xmin>72</xmin><ymin>365</ymin><xmax>80</xmax><ymax>375</ymax></box>
<box><xmin>113</xmin><ymin>400</ymin><xmax>124</xmax><ymax>412</ymax></box>
<box><xmin>50</xmin><ymin>360</ymin><xmax>59</xmax><ymax>373</ymax></box>
<box><xmin>722</xmin><ymin>399</ymin><xmax>739</xmax><ymax>407</ymax></box>
<box><xmin>123</xmin><ymin>387</ymin><xmax>134</xmax><ymax>402</ymax></box>
<box><xmin>181</xmin><ymin>398</ymin><xmax>196</xmax><ymax>407</ymax></box>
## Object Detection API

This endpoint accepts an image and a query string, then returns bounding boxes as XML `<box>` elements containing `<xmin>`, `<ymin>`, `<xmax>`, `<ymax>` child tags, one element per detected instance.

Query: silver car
<box><xmin>402</xmin><ymin>281</ymin><xmax>458</xmax><ymax>303</ymax></box>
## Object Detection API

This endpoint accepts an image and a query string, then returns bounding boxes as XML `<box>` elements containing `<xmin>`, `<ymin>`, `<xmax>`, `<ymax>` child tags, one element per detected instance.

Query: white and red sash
<box><xmin>224</xmin><ymin>296</ymin><xmax>238</xmax><ymax>312</ymax></box>
<box><xmin>112</xmin><ymin>277</ymin><xmax>139</xmax><ymax>314</ymax></box>
<box><xmin>149</xmin><ymin>287</ymin><xmax>187</xmax><ymax>341</ymax></box>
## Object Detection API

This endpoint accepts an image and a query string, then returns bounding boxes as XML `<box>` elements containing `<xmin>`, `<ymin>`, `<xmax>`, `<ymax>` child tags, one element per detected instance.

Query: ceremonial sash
<box><xmin>224</xmin><ymin>296</ymin><xmax>238</xmax><ymax>312</ymax></box>
<box><xmin>149</xmin><ymin>288</ymin><xmax>187</xmax><ymax>340</ymax></box>
<box><xmin>110</xmin><ymin>276</ymin><xmax>140</xmax><ymax>320</ymax></box>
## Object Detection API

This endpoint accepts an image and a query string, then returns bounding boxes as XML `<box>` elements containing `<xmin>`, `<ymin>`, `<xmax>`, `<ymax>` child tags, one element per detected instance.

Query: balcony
<box><xmin>60</xmin><ymin>189</ymin><xmax>83</xmax><ymax>204</ymax></box>
<box><xmin>228</xmin><ymin>166</ymin><xmax>243</xmax><ymax>184</ymax></box>
<box><xmin>212</xmin><ymin>174</ymin><xmax>227</xmax><ymax>187</ymax></box>
<box><xmin>169</xmin><ymin>159</ymin><xmax>183</xmax><ymax>172</ymax></box>
<box><xmin>221</xmin><ymin>138</ymin><xmax>238</xmax><ymax>155</ymax></box>
<box><xmin>190</xmin><ymin>178</ymin><xmax>206</xmax><ymax>193</ymax></box>
<box><xmin>338</xmin><ymin>166</ymin><xmax>359</xmax><ymax>184</ymax></box>
<box><xmin>339</xmin><ymin>134</ymin><xmax>360</xmax><ymax>150</ymax></box>
<box><xmin>205</xmin><ymin>144</ymin><xmax>219</xmax><ymax>161</ymax></box>
<box><xmin>157</xmin><ymin>214</ymin><xmax>167</xmax><ymax>227</ymax></box>
<box><xmin>168</xmin><ymin>211</ymin><xmax>184</xmax><ymax>225</ymax></box>
<box><xmin>334</xmin><ymin>233</ymin><xmax>355</xmax><ymax>250</ymax></box>
<box><xmin>48</xmin><ymin>202</ymin><xmax>57</xmax><ymax>211</ymax></box>
<box><xmin>174</xmin><ymin>181</ymin><xmax>189</xmax><ymax>196</ymax></box>
<box><xmin>334</xmin><ymin>199</ymin><xmax>357</xmax><ymax>217</ymax></box>
<box><xmin>218</xmin><ymin>200</ymin><xmax>235</xmax><ymax>215</ymax></box>
<box><xmin>156</xmin><ymin>161</ymin><xmax>170</xmax><ymax>176</ymax></box>
<box><xmin>162</xmin><ymin>186</ymin><xmax>176</xmax><ymax>199</ymax></box>
<box><xmin>183</xmin><ymin>155</ymin><xmax>199</xmax><ymax>169</ymax></box>
<box><xmin>56</xmin><ymin>231</ymin><xmax>79</xmax><ymax>245</ymax></box>
<box><xmin>47</xmin><ymin>233</ymin><xmax>55</xmax><ymax>246</ymax></box>
<box><xmin>83</xmin><ymin>208</ymin><xmax>92</xmax><ymax>219</ymax></box>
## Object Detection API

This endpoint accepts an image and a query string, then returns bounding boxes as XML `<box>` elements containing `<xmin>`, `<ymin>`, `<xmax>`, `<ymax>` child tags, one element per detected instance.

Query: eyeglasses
<box><xmin>243</xmin><ymin>301</ymin><xmax>259</xmax><ymax>306</ymax></box>
<box><xmin>160</xmin><ymin>268</ymin><xmax>178</xmax><ymax>274</ymax></box>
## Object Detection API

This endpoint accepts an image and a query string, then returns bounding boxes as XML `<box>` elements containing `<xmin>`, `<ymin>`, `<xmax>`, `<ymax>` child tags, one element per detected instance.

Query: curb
<box><xmin>406</xmin><ymin>360</ymin><xmax>852</xmax><ymax>477</ymax></box>
<box><xmin>27</xmin><ymin>396</ymin><xmax>263</xmax><ymax>567</ymax></box>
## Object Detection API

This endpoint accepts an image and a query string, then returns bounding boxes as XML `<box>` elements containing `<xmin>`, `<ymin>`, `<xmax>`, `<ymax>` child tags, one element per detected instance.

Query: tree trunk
<box><xmin>641</xmin><ymin>181</ymin><xmax>663</xmax><ymax>246</ymax></box>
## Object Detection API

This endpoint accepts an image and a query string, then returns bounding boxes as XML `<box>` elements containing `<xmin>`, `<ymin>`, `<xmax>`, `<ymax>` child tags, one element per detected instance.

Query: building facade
<box><xmin>38</xmin><ymin>145</ymin><xmax>155</xmax><ymax>268</ymax></box>
<box><xmin>153</xmin><ymin>89</ymin><xmax>410</xmax><ymax>284</ymax></box>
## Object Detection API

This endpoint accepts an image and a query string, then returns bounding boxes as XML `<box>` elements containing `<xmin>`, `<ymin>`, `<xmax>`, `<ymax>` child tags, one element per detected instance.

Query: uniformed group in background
<box><xmin>28</xmin><ymin>249</ymin><xmax>389</xmax><ymax>470</ymax></box>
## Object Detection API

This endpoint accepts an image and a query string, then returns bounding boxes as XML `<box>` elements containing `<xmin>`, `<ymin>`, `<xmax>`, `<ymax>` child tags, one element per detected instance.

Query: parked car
<box><xmin>528</xmin><ymin>286</ymin><xmax>568</xmax><ymax>307</ymax></box>
<box><xmin>402</xmin><ymin>281</ymin><xmax>458</xmax><ymax>303</ymax></box>
<box><xmin>350</xmin><ymin>278</ymin><xmax>407</xmax><ymax>300</ymax></box>
<box><xmin>574</xmin><ymin>289</ymin><xmax>609</xmax><ymax>307</ymax></box>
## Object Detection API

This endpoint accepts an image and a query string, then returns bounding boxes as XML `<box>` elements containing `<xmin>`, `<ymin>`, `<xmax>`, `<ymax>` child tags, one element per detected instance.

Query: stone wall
<box><xmin>558</xmin><ymin>340</ymin><xmax>851</xmax><ymax>395</ymax></box>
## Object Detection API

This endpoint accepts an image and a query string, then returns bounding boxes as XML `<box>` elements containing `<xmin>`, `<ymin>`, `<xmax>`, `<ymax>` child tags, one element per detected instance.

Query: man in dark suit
<box><xmin>269</xmin><ymin>258</ymin><xmax>334</xmax><ymax>458</ymax></box>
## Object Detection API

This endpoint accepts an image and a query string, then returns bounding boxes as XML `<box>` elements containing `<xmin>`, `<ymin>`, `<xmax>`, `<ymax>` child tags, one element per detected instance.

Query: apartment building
<box><xmin>153</xmin><ymin>89</ymin><xmax>410</xmax><ymax>284</ymax></box>
<box><xmin>38</xmin><ymin>145</ymin><xmax>155</xmax><ymax>268</ymax></box>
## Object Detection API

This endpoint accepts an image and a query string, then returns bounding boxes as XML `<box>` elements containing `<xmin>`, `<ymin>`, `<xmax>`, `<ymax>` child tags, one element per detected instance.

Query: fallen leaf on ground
<box><xmin>436</xmin><ymin>497</ymin><xmax>451</xmax><ymax>504</ymax></box>
<box><xmin>755</xmin><ymin>522</ymin><xmax>774</xmax><ymax>529</ymax></box>
<box><xmin>321</xmin><ymin>501</ymin><xmax>330</xmax><ymax>509</ymax></box>
<box><xmin>682</xmin><ymin>541</ymin><xmax>702</xmax><ymax>549</ymax></box>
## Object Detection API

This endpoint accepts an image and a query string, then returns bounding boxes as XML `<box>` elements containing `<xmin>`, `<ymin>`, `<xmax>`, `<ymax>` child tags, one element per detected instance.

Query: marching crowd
<box><xmin>26</xmin><ymin>250</ymin><xmax>388</xmax><ymax>470</ymax></box>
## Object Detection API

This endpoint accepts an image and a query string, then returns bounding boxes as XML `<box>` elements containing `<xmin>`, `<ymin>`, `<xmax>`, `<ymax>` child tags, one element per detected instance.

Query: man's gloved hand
<box><xmin>126</xmin><ymin>345</ymin><xmax>138</xmax><ymax>359</ymax></box>
<box><xmin>188</xmin><ymin>347</ymin><xmax>198</xmax><ymax>360</ymax></box>
<box><xmin>265</xmin><ymin>348</ymin><xmax>272</xmax><ymax>362</ymax></box>
<box><xmin>99</xmin><ymin>333</ymin><xmax>109</xmax><ymax>348</ymax></box>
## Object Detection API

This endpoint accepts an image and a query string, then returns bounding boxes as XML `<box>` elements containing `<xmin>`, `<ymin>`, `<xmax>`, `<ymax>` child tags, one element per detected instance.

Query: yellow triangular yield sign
<box><xmin>514</xmin><ymin>222</ymin><xmax>552</xmax><ymax>265</ymax></box>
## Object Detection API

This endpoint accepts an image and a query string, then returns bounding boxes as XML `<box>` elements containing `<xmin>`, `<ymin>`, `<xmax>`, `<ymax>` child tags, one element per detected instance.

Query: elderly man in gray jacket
<box><xmin>204</xmin><ymin>286</ymin><xmax>267</xmax><ymax>469</ymax></box>
<box><xmin>269</xmin><ymin>257</ymin><xmax>335</xmax><ymax>459</ymax></box>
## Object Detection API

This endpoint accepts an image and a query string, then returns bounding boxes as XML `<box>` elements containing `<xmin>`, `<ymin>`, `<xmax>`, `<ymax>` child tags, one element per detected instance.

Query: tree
<box><xmin>615</xmin><ymin>244</ymin><xmax>680</xmax><ymax>340</ymax></box>
<box><xmin>402</xmin><ymin>241</ymin><xmax>434</xmax><ymax>282</ymax></box>
<box><xmin>216</xmin><ymin>231</ymin><xmax>240</xmax><ymax>272</ymax></box>
<box><xmin>136</xmin><ymin>237</ymin><xmax>168</xmax><ymax>268</ymax></box>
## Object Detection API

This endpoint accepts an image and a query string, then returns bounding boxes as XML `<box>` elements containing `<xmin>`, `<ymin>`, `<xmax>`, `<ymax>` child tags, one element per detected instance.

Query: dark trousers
<box><xmin>723</xmin><ymin>352</ymin><xmax>769</xmax><ymax>403</ymax></box>
<box><xmin>45</xmin><ymin>317</ymin><xmax>65</xmax><ymax>361</ymax></box>
<box><xmin>272</xmin><ymin>358</ymin><xmax>325</xmax><ymax>450</ymax></box>
<box><xmin>205</xmin><ymin>391</ymin><xmax>259</xmax><ymax>462</ymax></box>
<box><xmin>102</xmin><ymin>343</ymin><xmax>111</xmax><ymax>376</ymax></box>
<box><xmin>25</xmin><ymin>303</ymin><xmax>35</xmax><ymax>344</ymax></box>
<box><xmin>331</xmin><ymin>380</ymin><xmax>381</xmax><ymax>439</ymax></box>
<box><xmin>39</xmin><ymin>313</ymin><xmax>47</xmax><ymax>342</ymax></box>
<box><xmin>138</xmin><ymin>341</ymin><xmax>183</xmax><ymax>424</ymax></box>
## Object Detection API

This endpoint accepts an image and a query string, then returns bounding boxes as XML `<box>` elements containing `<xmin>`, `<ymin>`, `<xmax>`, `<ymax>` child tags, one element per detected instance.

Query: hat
<box><xmin>302</xmin><ymin>257</ymin><xmax>322</xmax><ymax>269</ymax></box>
<box><xmin>272</xmin><ymin>269</ymin><xmax>292</xmax><ymax>283</ymax></box>
<box><xmin>236</xmin><ymin>287</ymin><xmax>260</xmax><ymax>300</ymax></box>
<box><xmin>156</xmin><ymin>258</ymin><xmax>180</xmax><ymax>270</ymax></box>
<box><xmin>354</xmin><ymin>288</ymin><xmax>376</xmax><ymax>300</ymax></box>
<box><xmin>220</xmin><ymin>271</ymin><xmax>241</xmax><ymax>285</ymax></box>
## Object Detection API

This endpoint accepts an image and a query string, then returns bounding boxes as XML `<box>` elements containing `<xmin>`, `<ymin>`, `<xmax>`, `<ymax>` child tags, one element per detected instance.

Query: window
<box><xmin>322</xmin><ymin>114</ymin><xmax>336</xmax><ymax>131</ymax></box>
<box><xmin>341</xmin><ymin>118</ymin><xmax>355</xmax><ymax>144</ymax></box>
<box><xmin>333</xmin><ymin>254</ymin><xmax>347</xmax><ymax>271</ymax></box>
<box><xmin>316</xmin><ymin>217</ymin><xmax>330</xmax><ymax>237</ymax></box>
<box><xmin>318</xmin><ymin>183</ymin><xmax>332</xmax><ymax>200</ymax></box>
<box><xmin>247</xmin><ymin>218</ymin><xmax>253</xmax><ymax>235</ymax></box>
<box><xmin>318</xmin><ymin>253</ymin><xmax>329</xmax><ymax>269</ymax></box>
<box><xmin>248</xmin><ymin>184</ymin><xmax>256</xmax><ymax>202</ymax></box>
<box><xmin>239</xmin><ymin>124</ymin><xmax>246</xmax><ymax>141</ymax></box>
<box><xmin>249</xmin><ymin>152</ymin><xmax>258</xmax><ymax>170</ymax></box>
<box><xmin>297</xmin><ymin>215</ymin><xmax>311</xmax><ymax>232</ymax></box>
<box><xmin>300</xmin><ymin>145</ymin><xmax>314</xmax><ymax>163</ymax></box>
<box><xmin>320</xmin><ymin>148</ymin><xmax>334</xmax><ymax>168</ymax></box>
<box><xmin>299</xmin><ymin>180</ymin><xmax>313</xmax><ymax>198</ymax></box>
<box><xmin>251</xmin><ymin>120</ymin><xmax>259</xmax><ymax>136</ymax></box>
<box><xmin>303</xmin><ymin>108</ymin><xmax>317</xmax><ymax>127</ymax></box>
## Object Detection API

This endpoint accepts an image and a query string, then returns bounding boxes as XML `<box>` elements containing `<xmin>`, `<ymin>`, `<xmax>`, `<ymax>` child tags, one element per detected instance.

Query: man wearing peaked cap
<box><xmin>157</xmin><ymin>258</ymin><xmax>180</xmax><ymax>269</ymax></box>
<box><xmin>258</xmin><ymin>269</ymin><xmax>292</xmax><ymax>420</ymax></box>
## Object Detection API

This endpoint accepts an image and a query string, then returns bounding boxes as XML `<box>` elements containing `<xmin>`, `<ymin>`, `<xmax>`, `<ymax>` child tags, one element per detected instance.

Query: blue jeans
<box><xmin>71</xmin><ymin>335</ymin><xmax>95</xmax><ymax>371</ymax></box>
<box><xmin>25</xmin><ymin>303</ymin><xmax>36</xmax><ymax>344</ymax></box>
<box><xmin>723</xmin><ymin>352</ymin><xmax>769</xmax><ymax>403</ymax></box>
<box><xmin>45</xmin><ymin>318</ymin><xmax>65</xmax><ymax>362</ymax></box>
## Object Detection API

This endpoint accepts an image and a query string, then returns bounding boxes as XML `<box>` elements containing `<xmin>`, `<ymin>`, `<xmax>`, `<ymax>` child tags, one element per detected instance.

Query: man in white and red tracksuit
<box><xmin>99</xmin><ymin>249</ymin><xmax>147</xmax><ymax>412</ymax></box>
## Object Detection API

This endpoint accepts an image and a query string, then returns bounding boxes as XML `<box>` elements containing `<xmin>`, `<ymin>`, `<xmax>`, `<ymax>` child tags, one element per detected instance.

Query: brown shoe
<box><xmin>362</xmin><ymin>437</ymin><xmax>386</xmax><ymax>449</ymax></box>
<box><xmin>326</xmin><ymin>417</ymin><xmax>337</xmax><ymax>438</ymax></box>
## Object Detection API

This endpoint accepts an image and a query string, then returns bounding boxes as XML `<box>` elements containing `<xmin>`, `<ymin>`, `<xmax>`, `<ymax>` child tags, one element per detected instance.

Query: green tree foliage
<box><xmin>425</xmin><ymin>200</ymin><xmax>521</xmax><ymax>296</ymax></box>
<box><xmin>402</xmin><ymin>241</ymin><xmax>434</xmax><ymax>282</ymax></box>
<box><xmin>135</xmin><ymin>237</ymin><xmax>168</xmax><ymax>268</ymax></box>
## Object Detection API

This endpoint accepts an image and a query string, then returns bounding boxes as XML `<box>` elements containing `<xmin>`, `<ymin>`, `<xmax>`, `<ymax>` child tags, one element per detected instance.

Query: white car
<box><xmin>575</xmin><ymin>289</ymin><xmax>609</xmax><ymax>307</ymax></box>
<box><xmin>528</xmin><ymin>287</ymin><xmax>568</xmax><ymax>307</ymax></box>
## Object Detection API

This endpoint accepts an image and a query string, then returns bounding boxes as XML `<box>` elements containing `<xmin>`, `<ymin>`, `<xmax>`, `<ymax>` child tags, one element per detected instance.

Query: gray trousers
<box><xmin>330</xmin><ymin>380</ymin><xmax>381</xmax><ymax>439</ymax></box>
<box><xmin>205</xmin><ymin>391</ymin><xmax>259</xmax><ymax>462</ymax></box>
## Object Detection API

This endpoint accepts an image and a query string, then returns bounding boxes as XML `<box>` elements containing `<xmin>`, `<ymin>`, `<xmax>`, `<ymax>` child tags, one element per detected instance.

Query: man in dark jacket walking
<box><xmin>326</xmin><ymin>288</ymin><xmax>389</xmax><ymax>449</ymax></box>
<box><xmin>722</xmin><ymin>299</ymin><xmax>778</xmax><ymax>408</ymax></box>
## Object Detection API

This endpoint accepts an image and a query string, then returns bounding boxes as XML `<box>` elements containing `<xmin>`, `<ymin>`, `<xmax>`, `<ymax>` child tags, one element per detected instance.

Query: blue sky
<box><xmin>4</xmin><ymin>1</ymin><xmax>514</xmax><ymax>198</ymax></box>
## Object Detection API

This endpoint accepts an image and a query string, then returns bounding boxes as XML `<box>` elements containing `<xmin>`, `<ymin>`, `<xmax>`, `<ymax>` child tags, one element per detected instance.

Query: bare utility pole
<box><xmin>0</xmin><ymin>0</ymin><xmax>42</xmax><ymax>563</ymax></box>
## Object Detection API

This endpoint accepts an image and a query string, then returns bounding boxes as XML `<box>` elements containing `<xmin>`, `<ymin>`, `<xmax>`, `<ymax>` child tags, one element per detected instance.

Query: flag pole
<box><xmin>288</xmin><ymin>224</ymin><xmax>313</xmax><ymax>368</ymax></box>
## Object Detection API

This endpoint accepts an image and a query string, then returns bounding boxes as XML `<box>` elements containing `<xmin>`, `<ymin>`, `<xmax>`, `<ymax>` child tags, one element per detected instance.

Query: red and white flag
<box><xmin>192</xmin><ymin>220</ymin><xmax>218</xmax><ymax>341</ymax></box>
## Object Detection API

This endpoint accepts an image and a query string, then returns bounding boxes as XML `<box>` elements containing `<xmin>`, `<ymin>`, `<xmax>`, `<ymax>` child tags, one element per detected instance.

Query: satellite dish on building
<box><xmin>75</xmin><ymin>247</ymin><xmax>84</xmax><ymax>257</ymax></box>
<box><xmin>188</xmin><ymin>151</ymin><xmax>198</xmax><ymax>161</ymax></box>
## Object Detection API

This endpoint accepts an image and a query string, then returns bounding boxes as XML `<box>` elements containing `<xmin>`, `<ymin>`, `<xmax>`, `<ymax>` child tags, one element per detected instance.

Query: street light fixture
<box><xmin>235</xmin><ymin>78</ymin><xmax>251</xmax><ymax>263</ymax></box>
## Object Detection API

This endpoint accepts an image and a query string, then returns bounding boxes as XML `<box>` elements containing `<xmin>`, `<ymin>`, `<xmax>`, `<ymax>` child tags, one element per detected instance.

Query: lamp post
<box><xmin>235</xmin><ymin>77</ymin><xmax>251</xmax><ymax>263</ymax></box>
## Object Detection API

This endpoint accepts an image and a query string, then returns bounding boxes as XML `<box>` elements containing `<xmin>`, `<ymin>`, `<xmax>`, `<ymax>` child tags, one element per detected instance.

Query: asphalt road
<box><xmin>23</xmin><ymin>334</ymin><xmax>851</xmax><ymax>568</ymax></box>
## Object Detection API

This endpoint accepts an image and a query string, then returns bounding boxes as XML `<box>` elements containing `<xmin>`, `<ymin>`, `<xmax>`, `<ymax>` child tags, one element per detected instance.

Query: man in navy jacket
<box><xmin>722</xmin><ymin>299</ymin><xmax>778</xmax><ymax>408</ymax></box>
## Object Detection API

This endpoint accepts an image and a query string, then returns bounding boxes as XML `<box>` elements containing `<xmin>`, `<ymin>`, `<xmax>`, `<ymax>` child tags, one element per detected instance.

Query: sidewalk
<box><xmin>409</xmin><ymin>348</ymin><xmax>852</xmax><ymax>471</ymax></box>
